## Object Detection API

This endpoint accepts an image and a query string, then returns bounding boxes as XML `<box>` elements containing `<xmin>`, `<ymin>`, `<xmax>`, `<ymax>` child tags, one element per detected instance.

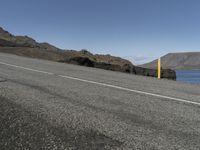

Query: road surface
<box><xmin>0</xmin><ymin>52</ymin><xmax>200</xmax><ymax>150</ymax></box>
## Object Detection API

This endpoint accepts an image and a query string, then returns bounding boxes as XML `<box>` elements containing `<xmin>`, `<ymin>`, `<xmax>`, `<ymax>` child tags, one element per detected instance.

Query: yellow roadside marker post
<box><xmin>158</xmin><ymin>58</ymin><xmax>161</xmax><ymax>79</ymax></box>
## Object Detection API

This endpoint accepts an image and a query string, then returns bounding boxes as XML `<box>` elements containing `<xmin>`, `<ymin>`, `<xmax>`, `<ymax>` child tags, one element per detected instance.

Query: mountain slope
<box><xmin>0</xmin><ymin>27</ymin><xmax>131</xmax><ymax>67</ymax></box>
<box><xmin>141</xmin><ymin>52</ymin><xmax>200</xmax><ymax>70</ymax></box>
<box><xmin>0</xmin><ymin>27</ymin><xmax>176</xmax><ymax>79</ymax></box>
<box><xmin>0</xmin><ymin>27</ymin><xmax>60</xmax><ymax>51</ymax></box>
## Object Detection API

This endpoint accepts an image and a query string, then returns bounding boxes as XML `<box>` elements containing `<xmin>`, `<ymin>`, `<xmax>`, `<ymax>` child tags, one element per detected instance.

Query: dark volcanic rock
<box><xmin>134</xmin><ymin>67</ymin><xmax>157</xmax><ymax>77</ymax></box>
<box><xmin>161</xmin><ymin>69</ymin><xmax>176</xmax><ymax>80</ymax></box>
<box><xmin>134</xmin><ymin>67</ymin><xmax>176</xmax><ymax>80</ymax></box>
<box><xmin>94</xmin><ymin>62</ymin><xmax>133</xmax><ymax>73</ymax></box>
<box><xmin>69</xmin><ymin>56</ymin><xmax>95</xmax><ymax>67</ymax></box>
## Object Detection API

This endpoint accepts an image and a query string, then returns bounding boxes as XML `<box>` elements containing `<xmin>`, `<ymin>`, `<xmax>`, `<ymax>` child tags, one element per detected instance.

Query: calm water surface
<box><xmin>176</xmin><ymin>70</ymin><xmax>200</xmax><ymax>84</ymax></box>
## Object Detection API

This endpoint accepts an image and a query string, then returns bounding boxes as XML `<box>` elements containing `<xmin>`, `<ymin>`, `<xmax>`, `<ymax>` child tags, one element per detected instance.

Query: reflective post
<box><xmin>158</xmin><ymin>58</ymin><xmax>161</xmax><ymax>79</ymax></box>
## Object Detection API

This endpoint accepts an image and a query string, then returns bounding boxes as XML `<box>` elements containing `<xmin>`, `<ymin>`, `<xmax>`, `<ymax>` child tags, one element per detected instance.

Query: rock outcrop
<box><xmin>134</xmin><ymin>67</ymin><xmax>176</xmax><ymax>80</ymax></box>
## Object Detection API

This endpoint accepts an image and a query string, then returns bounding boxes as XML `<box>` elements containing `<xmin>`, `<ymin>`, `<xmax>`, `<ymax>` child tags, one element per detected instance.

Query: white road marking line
<box><xmin>0</xmin><ymin>61</ymin><xmax>53</xmax><ymax>75</ymax></box>
<box><xmin>59</xmin><ymin>75</ymin><xmax>200</xmax><ymax>106</ymax></box>
<box><xmin>1</xmin><ymin>61</ymin><xmax>200</xmax><ymax>106</ymax></box>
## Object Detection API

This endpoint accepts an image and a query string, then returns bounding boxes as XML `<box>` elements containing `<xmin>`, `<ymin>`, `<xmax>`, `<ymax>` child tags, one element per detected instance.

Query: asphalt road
<box><xmin>0</xmin><ymin>52</ymin><xmax>200</xmax><ymax>150</ymax></box>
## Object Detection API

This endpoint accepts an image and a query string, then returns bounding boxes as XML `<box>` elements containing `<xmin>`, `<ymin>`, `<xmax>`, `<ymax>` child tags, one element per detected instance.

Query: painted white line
<box><xmin>0</xmin><ymin>61</ymin><xmax>53</xmax><ymax>75</ymax></box>
<box><xmin>1</xmin><ymin>61</ymin><xmax>200</xmax><ymax>106</ymax></box>
<box><xmin>59</xmin><ymin>75</ymin><xmax>200</xmax><ymax>106</ymax></box>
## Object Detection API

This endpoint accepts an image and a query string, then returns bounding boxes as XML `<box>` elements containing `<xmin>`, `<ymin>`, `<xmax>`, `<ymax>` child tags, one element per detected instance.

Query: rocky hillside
<box><xmin>0</xmin><ymin>27</ymin><xmax>59</xmax><ymax>51</ymax></box>
<box><xmin>141</xmin><ymin>52</ymin><xmax>200</xmax><ymax>70</ymax></box>
<box><xmin>0</xmin><ymin>27</ymin><xmax>176</xmax><ymax>79</ymax></box>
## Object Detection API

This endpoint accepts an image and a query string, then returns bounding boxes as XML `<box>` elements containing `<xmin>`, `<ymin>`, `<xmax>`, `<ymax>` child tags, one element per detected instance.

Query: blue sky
<box><xmin>0</xmin><ymin>0</ymin><xmax>200</xmax><ymax>64</ymax></box>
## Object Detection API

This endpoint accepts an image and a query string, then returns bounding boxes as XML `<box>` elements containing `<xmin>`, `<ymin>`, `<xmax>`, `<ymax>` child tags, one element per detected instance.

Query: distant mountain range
<box><xmin>0</xmin><ymin>27</ymin><xmax>176</xmax><ymax>79</ymax></box>
<box><xmin>140</xmin><ymin>52</ymin><xmax>200</xmax><ymax>70</ymax></box>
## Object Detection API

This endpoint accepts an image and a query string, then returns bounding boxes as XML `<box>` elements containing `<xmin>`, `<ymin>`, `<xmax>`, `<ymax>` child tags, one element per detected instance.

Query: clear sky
<box><xmin>0</xmin><ymin>0</ymin><xmax>200</xmax><ymax>64</ymax></box>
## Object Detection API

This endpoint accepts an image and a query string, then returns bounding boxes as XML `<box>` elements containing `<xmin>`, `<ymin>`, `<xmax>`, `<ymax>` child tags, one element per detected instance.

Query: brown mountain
<box><xmin>140</xmin><ymin>52</ymin><xmax>200</xmax><ymax>70</ymax></box>
<box><xmin>0</xmin><ymin>27</ymin><xmax>176</xmax><ymax>79</ymax></box>
<box><xmin>0</xmin><ymin>27</ymin><xmax>59</xmax><ymax>51</ymax></box>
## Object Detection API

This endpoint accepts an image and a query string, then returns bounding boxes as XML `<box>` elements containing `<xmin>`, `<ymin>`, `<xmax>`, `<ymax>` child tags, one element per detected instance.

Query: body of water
<box><xmin>176</xmin><ymin>70</ymin><xmax>200</xmax><ymax>84</ymax></box>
